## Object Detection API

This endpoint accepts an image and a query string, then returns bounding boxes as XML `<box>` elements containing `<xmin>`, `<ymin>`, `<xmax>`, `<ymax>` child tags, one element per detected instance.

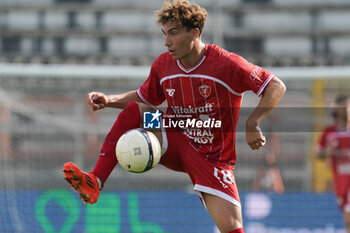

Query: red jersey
<box><xmin>137</xmin><ymin>44</ymin><xmax>274</xmax><ymax>165</ymax></box>
<box><xmin>318</xmin><ymin>124</ymin><xmax>350</xmax><ymax>196</ymax></box>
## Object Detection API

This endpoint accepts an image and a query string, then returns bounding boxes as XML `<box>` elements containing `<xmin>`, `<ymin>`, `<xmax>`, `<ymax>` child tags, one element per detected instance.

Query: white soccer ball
<box><xmin>116</xmin><ymin>129</ymin><xmax>161</xmax><ymax>173</ymax></box>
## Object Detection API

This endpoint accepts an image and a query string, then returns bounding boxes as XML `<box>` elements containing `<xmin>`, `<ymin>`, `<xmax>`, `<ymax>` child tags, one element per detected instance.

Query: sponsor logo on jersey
<box><xmin>250</xmin><ymin>66</ymin><xmax>263</xmax><ymax>81</ymax></box>
<box><xmin>171</xmin><ymin>103</ymin><xmax>214</xmax><ymax>115</ymax></box>
<box><xmin>198</xmin><ymin>84</ymin><xmax>211</xmax><ymax>98</ymax></box>
<box><xmin>166</xmin><ymin>88</ymin><xmax>175</xmax><ymax>97</ymax></box>
<box><xmin>184</xmin><ymin>128</ymin><xmax>215</xmax><ymax>144</ymax></box>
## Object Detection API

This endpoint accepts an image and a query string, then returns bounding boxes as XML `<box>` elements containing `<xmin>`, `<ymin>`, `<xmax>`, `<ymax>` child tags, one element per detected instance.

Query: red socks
<box><xmin>229</xmin><ymin>228</ymin><xmax>244</xmax><ymax>233</ymax></box>
<box><xmin>90</xmin><ymin>101</ymin><xmax>141</xmax><ymax>186</ymax></box>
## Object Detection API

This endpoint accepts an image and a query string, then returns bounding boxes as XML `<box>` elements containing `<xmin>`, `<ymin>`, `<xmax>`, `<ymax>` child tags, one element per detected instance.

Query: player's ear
<box><xmin>192</xmin><ymin>28</ymin><xmax>201</xmax><ymax>40</ymax></box>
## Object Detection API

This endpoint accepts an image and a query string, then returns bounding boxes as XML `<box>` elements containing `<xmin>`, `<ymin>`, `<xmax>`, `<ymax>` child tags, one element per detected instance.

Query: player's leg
<box><xmin>174</xmin><ymin>141</ymin><xmax>244</xmax><ymax>232</ymax></box>
<box><xmin>161</xmin><ymin>132</ymin><xmax>244</xmax><ymax>232</ymax></box>
<box><xmin>64</xmin><ymin>101</ymin><xmax>155</xmax><ymax>204</ymax></box>
<box><xmin>90</xmin><ymin>101</ymin><xmax>146</xmax><ymax>184</ymax></box>
<box><xmin>202</xmin><ymin>193</ymin><xmax>243</xmax><ymax>233</ymax></box>
<box><xmin>344</xmin><ymin>211</ymin><xmax>350</xmax><ymax>233</ymax></box>
<box><xmin>339</xmin><ymin>189</ymin><xmax>350</xmax><ymax>233</ymax></box>
<box><xmin>90</xmin><ymin>102</ymin><xmax>163</xmax><ymax>183</ymax></box>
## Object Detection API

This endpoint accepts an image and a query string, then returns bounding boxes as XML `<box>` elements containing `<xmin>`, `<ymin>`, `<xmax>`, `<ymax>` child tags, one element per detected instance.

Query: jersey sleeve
<box><xmin>231</xmin><ymin>55</ymin><xmax>275</xmax><ymax>97</ymax></box>
<box><xmin>137</xmin><ymin>58</ymin><xmax>165</xmax><ymax>107</ymax></box>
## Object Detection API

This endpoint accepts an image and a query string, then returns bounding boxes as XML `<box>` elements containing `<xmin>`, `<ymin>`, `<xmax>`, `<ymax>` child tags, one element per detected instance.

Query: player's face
<box><xmin>337</xmin><ymin>98</ymin><xmax>350</xmax><ymax>124</ymax></box>
<box><xmin>344</xmin><ymin>99</ymin><xmax>350</xmax><ymax>123</ymax></box>
<box><xmin>162</xmin><ymin>21</ymin><xmax>196</xmax><ymax>61</ymax></box>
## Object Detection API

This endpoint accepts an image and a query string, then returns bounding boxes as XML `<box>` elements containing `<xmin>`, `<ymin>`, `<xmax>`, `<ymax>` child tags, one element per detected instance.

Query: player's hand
<box><xmin>87</xmin><ymin>92</ymin><xmax>109</xmax><ymax>111</ymax></box>
<box><xmin>245</xmin><ymin>124</ymin><xmax>266</xmax><ymax>150</ymax></box>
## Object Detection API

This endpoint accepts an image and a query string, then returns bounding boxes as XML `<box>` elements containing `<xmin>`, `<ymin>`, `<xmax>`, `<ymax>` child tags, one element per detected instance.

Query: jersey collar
<box><xmin>176</xmin><ymin>44</ymin><xmax>208</xmax><ymax>73</ymax></box>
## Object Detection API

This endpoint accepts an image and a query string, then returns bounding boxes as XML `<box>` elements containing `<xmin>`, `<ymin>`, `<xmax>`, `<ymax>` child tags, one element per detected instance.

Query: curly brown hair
<box><xmin>156</xmin><ymin>0</ymin><xmax>207</xmax><ymax>34</ymax></box>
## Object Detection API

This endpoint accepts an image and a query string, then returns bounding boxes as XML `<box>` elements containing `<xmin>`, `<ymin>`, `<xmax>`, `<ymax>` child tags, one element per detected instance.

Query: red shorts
<box><xmin>159</xmin><ymin>129</ymin><xmax>241</xmax><ymax>209</ymax></box>
<box><xmin>335</xmin><ymin>182</ymin><xmax>350</xmax><ymax>213</ymax></box>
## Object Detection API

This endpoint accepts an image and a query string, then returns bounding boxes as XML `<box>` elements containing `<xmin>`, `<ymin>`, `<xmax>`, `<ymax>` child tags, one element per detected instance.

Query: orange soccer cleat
<box><xmin>63</xmin><ymin>162</ymin><xmax>100</xmax><ymax>204</ymax></box>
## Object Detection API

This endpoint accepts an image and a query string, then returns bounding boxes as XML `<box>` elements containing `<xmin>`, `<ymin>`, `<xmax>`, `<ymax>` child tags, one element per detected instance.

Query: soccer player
<box><xmin>252</xmin><ymin>154</ymin><xmax>284</xmax><ymax>194</ymax></box>
<box><xmin>317</xmin><ymin>95</ymin><xmax>350</xmax><ymax>233</ymax></box>
<box><xmin>63</xmin><ymin>1</ymin><xmax>286</xmax><ymax>232</ymax></box>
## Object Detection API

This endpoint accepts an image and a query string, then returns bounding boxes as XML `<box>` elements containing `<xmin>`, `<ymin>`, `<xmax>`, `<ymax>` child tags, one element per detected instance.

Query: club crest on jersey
<box><xmin>166</xmin><ymin>88</ymin><xmax>175</xmax><ymax>97</ymax></box>
<box><xmin>199</xmin><ymin>84</ymin><xmax>211</xmax><ymax>98</ymax></box>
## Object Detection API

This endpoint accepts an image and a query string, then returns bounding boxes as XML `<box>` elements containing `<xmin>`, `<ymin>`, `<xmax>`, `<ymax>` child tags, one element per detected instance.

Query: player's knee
<box><xmin>118</xmin><ymin>101</ymin><xmax>141</xmax><ymax>122</ymax></box>
<box><xmin>137</xmin><ymin>102</ymin><xmax>154</xmax><ymax>114</ymax></box>
<box><xmin>345</xmin><ymin>217</ymin><xmax>350</xmax><ymax>227</ymax></box>
<box><xmin>211</xmin><ymin>207</ymin><xmax>243</xmax><ymax>233</ymax></box>
<box><xmin>345</xmin><ymin>222</ymin><xmax>350</xmax><ymax>232</ymax></box>
<box><xmin>124</xmin><ymin>101</ymin><xmax>140</xmax><ymax>112</ymax></box>
<box><xmin>228</xmin><ymin>227</ymin><xmax>244</xmax><ymax>233</ymax></box>
<box><xmin>344</xmin><ymin>212</ymin><xmax>350</xmax><ymax>229</ymax></box>
<box><xmin>217</xmin><ymin>224</ymin><xmax>244</xmax><ymax>233</ymax></box>
<box><xmin>123</xmin><ymin>101</ymin><xmax>143</xmax><ymax>120</ymax></box>
<box><xmin>222</xmin><ymin>220</ymin><xmax>243</xmax><ymax>233</ymax></box>
<box><xmin>114</xmin><ymin>101</ymin><xmax>142</xmax><ymax>129</ymax></box>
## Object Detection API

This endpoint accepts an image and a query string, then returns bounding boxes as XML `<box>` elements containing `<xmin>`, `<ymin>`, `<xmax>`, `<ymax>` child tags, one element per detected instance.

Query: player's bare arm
<box><xmin>87</xmin><ymin>90</ymin><xmax>143</xmax><ymax>111</ymax></box>
<box><xmin>246</xmin><ymin>77</ymin><xmax>286</xmax><ymax>150</ymax></box>
<box><xmin>324</xmin><ymin>139</ymin><xmax>337</xmax><ymax>167</ymax></box>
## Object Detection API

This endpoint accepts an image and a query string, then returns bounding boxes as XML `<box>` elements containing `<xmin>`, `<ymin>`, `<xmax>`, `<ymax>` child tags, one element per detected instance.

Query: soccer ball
<box><xmin>116</xmin><ymin>128</ymin><xmax>161</xmax><ymax>173</ymax></box>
